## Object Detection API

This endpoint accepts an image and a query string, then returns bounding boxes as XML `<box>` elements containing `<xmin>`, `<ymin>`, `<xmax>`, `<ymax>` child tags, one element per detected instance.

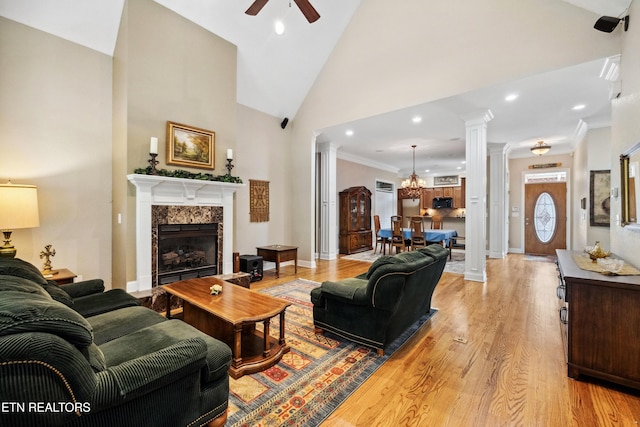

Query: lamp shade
<box><xmin>0</xmin><ymin>183</ymin><xmax>40</xmax><ymax>230</ymax></box>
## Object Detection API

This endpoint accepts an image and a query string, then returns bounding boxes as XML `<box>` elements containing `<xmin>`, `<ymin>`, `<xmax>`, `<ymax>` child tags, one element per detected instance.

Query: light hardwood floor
<box><xmin>252</xmin><ymin>253</ymin><xmax>640</xmax><ymax>427</ymax></box>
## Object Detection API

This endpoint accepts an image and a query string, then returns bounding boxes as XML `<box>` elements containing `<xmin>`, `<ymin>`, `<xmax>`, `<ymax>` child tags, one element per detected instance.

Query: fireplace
<box><xmin>157</xmin><ymin>223</ymin><xmax>218</xmax><ymax>285</ymax></box>
<box><xmin>127</xmin><ymin>174</ymin><xmax>243</xmax><ymax>293</ymax></box>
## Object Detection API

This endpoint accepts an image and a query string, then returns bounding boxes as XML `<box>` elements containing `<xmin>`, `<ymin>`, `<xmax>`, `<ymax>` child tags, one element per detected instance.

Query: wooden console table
<box><xmin>256</xmin><ymin>245</ymin><xmax>298</xmax><ymax>278</ymax></box>
<box><xmin>556</xmin><ymin>249</ymin><xmax>640</xmax><ymax>390</ymax></box>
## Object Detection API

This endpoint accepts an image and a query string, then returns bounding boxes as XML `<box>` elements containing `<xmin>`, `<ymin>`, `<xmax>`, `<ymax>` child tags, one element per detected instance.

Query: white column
<box><xmin>464</xmin><ymin>110</ymin><xmax>493</xmax><ymax>282</ymax></box>
<box><xmin>488</xmin><ymin>143</ymin><xmax>508</xmax><ymax>259</ymax></box>
<box><xmin>317</xmin><ymin>142</ymin><xmax>339</xmax><ymax>260</ymax></box>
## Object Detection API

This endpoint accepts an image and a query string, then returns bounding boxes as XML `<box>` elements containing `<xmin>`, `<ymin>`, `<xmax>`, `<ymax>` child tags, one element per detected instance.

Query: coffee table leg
<box><xmin>279</xmin><ymin>311</ymin><xmax>286</xmax><ymax>346</ymax></box>
<box><xmin>233</xmin><ymin>324</ymin><xmax>243</xmax><ymax>367</ymax></box>
<box><xmin>275</xmin><ymin>255</ymin><xmax>280</xmax><ymax>278</ymax></box>
<box><xmin>263</xmin><ymin>319</ymin><xmax>271</xmax><ymax>358</ymax></box>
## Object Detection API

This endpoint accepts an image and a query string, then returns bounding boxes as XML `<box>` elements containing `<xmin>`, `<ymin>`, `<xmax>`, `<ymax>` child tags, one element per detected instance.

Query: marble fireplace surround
<box><xmin>127</xmin><ymin>174</ymin><xmax>244</xmax><ymax>293</ymax></box>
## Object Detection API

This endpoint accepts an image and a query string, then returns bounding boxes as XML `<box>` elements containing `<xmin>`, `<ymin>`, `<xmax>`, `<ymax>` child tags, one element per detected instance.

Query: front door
<box><xmin>524</xmin><ymin>182</ymin><xmax>566</xmax><ymax>255</ymax></box>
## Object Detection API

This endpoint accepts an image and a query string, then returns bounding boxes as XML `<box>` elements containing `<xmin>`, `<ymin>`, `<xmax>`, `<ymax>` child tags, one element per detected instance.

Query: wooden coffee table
<box><xmin>256</xmin><ymin>245</ymin><xmax>298</xmax><ymax>278</ymax></box>
<box><xmin>163</xmin><ymin>277</ymin><xmax>291</xmax><ymax>379</ymax></box>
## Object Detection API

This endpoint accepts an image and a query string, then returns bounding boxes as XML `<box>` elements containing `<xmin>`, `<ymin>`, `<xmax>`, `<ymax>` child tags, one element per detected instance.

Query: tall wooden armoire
<box><xmin>339</xmin><ymin>186</ymin><xmax>373</xmax><ymax>254</ymax></box>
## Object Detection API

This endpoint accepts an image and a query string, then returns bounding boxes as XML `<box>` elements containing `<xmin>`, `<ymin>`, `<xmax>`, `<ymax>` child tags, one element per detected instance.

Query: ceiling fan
<box><xmin>245</xmin><ymin>0</ymin><xmax>321</xmax><ymax>23</ymax></box>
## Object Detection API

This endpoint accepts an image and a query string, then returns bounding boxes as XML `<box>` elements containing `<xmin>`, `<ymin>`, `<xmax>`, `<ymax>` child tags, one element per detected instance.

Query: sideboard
<box><xmin>556</xmin><ymin>249</ymin><xmax>640</xmax><ymax>390</ymax></box>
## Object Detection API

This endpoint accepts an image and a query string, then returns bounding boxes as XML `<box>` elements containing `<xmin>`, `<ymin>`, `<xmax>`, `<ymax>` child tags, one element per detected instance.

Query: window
<box><xmin>534</xmin><ymin>192</ymin><xmax>557</xmax><ymax>243</ymax></box>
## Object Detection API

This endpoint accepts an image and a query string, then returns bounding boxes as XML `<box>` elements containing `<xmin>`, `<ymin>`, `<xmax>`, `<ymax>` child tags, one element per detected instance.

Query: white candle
<box><xmin>150</xmin><ymin>137</ymin><xmax>158</xmax><ymax>154</ymax></box>
<box><xmin>227</xmin><ymin>149</ymin><xmax>233</xmax><ymax>160</ymax></box>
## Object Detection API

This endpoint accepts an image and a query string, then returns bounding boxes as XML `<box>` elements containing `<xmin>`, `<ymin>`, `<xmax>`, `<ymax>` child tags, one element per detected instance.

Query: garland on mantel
<box><xmin>133</xmin><ymin>166</ymin><xmax>243</xmax><ymax>184</ymax></box>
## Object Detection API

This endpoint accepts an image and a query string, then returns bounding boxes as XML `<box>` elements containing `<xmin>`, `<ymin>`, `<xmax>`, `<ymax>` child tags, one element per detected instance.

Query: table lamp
<box><xmin>0</xmin><ymin>182</ymin><xmax>40</xmax><ymax>258</ymax></box>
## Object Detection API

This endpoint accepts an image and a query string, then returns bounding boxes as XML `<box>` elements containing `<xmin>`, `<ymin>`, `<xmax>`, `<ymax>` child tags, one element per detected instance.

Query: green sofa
<box><xmin>0</xmin><ymin>258</ymin><xmax>232</xmax><ymax>427</ymax></box>
<box><xmin>311</xmin><ymin>244</ymin><xmax>448</xmax><ymax>354</ymax></box>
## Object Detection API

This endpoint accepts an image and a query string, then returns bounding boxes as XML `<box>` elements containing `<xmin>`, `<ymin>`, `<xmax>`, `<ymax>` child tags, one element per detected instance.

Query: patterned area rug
<box><xmin>342</xmin><ymin>248</ymin><xmax>466</xmax><ymax>274</ymax></box>
<box><xmin>226</xmin><ymin>279</ymin><xmax>437</xmax><ymax>426</ymax></box>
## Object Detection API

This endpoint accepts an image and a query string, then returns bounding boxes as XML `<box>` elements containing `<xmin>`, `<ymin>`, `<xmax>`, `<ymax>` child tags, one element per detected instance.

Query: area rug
<box><xmin>226</xmin><ymin>278</ymin><xmax>437</xmax><ymax>426</ymax></box>
<box><xmin>524</xmin><ymin>254</ymin><xmax>557</xmax><ymax>263</ymax></box>
<box><xmin>342</xmin><ymin>248</ymin><xmax>465</xmax><ymax>274</ymax></box>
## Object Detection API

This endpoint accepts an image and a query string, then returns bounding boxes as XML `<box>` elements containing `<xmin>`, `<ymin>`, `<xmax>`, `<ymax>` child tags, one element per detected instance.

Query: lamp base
<box><xmin>0</xmin><ymin>231</ymin><xmax>16</xmax><ymax>258</ymax></box>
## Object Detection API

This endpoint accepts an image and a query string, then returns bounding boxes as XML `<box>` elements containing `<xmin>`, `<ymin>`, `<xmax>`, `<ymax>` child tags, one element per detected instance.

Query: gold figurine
<box><xmin>40</xmin><ymin>244</ymin><xmax>57</xmax><ymax>274</ymax></box>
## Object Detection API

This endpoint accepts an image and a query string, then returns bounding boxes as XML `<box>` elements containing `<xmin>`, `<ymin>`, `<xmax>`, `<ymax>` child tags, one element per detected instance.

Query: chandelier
<box><xmin>401</xmin><ymin>145</ymin><xmax>426</xmax><ymax>200</ymax></box>
<box><xmin>531</xmin><ymin>140</ymin><xmax>551</xmax><ymax>156</ymax></box>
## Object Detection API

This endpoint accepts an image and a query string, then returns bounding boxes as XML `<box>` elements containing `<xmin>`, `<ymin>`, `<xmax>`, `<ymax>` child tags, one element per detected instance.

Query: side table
<box><xmin>42</xmin><ymin>268</ymin><xmax>77</xmax><ymax>285</ymax></box>
<box><xmin>256</xmin><ymin>245</ymin><xmax>298</xmax><ymax>278</ymax></box>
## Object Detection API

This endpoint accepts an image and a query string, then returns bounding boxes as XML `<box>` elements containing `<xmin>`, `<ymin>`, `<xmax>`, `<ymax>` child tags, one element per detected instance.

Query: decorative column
<box><xmin>464</xmin><ymin>110</ymin><xmax>493</xmax><ymax>282</ymax></box>
<box><xmin>488</xmin><ymin>143</ymin><xmax>508</xmax><ymax>259</ymax></box>
<box><xmin>317</xmin><ymin>142</ymin><xmax>339</xmax><ymax>260</ymax></box>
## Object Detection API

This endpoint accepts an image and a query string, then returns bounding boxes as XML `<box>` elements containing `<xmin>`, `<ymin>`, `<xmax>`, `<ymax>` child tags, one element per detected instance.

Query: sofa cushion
<box><xmin>0</xmin><ymin>274</ymin><xmax>51</xmax><ymax>298</ymax></box>
<box><xmin>0</xmin><ymin>257</ymin><xmax>48</xmax><ymax>285</ymax></box>
<box><xmin>42</xmin><ymin>280</ymin><xmax>74</xmax><ymax>307</ymax></box>
<box><xmin>365</xmin><ymin>255</ymin><xmax>402</xmax><ymax>279</ymax></box>
<box><xmin>87</xmin><ymin>305</ymin><xmax>167</xmax><ymax>345</ymax></box>
<box><xmin>99</xmin><ymin>319</ymin><xmax>232</xmax><ymax>383</ymax></box>
<box><xmin>81</xmin><ymin>342</ymin><xmax>107</xmax><ymax>372</ymax></box>
<box><xmin>0</xmin><ymin>291</ymin><xmax>93</xmax><ymax>347</ymax></box>
<box><xmin>72</xmin><ymin>289</ymin><xmax>141</xmax><ymax>318</ymax></box>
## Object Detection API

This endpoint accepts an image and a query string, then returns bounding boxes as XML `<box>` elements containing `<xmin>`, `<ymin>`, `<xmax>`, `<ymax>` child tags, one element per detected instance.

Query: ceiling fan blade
<box><xmin>293</xmin><ymin>0</ymin><xmax>320</xmax><ymax>23</ymax></box>
<box><xmin>245</xmin><ymin>0</ymin><xmax>270</xmax><ymax>16</ymax></box>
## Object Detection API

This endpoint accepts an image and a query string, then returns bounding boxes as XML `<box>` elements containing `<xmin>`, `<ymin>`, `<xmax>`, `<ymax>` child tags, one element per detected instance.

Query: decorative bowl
<box><xmin>584</xmin><ymin>245</ymin><xmax>610</xmax><ymax>261</ymax></box>
<box><xmin>597</xmin><ymin>258</ymin><xmax>624</xmax><ymax>274</ymax></box>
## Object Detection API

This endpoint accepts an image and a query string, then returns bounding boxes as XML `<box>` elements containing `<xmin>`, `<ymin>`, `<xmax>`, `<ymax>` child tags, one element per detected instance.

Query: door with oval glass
<box><xmin>524</xmin><ymin>182</ymin><xmax>566</xmax><ymax>255</ymax></box>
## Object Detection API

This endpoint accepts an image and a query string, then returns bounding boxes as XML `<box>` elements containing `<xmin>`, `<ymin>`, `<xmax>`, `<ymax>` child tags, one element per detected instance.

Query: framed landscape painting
<box><xmin>434</xmin><ymin>175</ymin><xmax>459</xmax><ymax>186</ymax></box>
<box><xmin>166</xmin><ymin>121</ymin><xmax>215</xmax><ymax>170</ymax></box>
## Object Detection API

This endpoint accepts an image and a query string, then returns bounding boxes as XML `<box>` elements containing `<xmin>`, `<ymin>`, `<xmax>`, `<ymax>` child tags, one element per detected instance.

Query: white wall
<box><xmin>290</xmin><ymin>0</ymin><xmax>620</xmax><ymax>263</ymax></box>
<box><xmin>587</xmin><ymin>127</ymin><xmax>613</xmax><ymax>247</ymax></box>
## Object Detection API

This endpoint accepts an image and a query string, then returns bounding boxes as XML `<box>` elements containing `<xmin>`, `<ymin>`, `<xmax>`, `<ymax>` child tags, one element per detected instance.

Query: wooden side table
<box><xmin>256</xmin><ymin>245</ymin><xmax>298</xmax><ymax>278</ymax></box>
<box><xmin>42</xmin><ymin>268</ymin><xmax>77</xmax><ymax>285</ymax></box>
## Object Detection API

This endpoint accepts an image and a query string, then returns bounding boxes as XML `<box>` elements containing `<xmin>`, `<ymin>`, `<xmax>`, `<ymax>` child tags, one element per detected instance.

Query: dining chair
<box><xmin>430</xmin><ymin>216</ymin><xmax>443</xmax><ymax>230</ymax></box>
<box><xmin>390</xmin><ymin>217</ymin><xmax>406</xmax><ymax>253</ymax></box>
<box><xmin>373</xmin><ymin>215</ymin><xmax>389</xmax><ymax>254</ymax></box>
<box><xmin>409</xmin><ymin>218</ymin><xmax>427</xmax><ymax>251</ymax></box>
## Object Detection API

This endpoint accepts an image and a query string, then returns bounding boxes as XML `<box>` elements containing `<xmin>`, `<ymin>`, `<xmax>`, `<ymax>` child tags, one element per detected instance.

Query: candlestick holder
<box><xmin>148</xmin><ymin>153</ymin><xmax>159</xmax><ymax>175</ymax></box>
<box><xmin>225</xmin><ymin>158</ymin><xmax>234</xmax><ymax>176</ymax></box>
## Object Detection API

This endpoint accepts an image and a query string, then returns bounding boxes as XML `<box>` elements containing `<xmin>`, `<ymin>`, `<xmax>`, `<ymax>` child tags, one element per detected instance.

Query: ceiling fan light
<box><xmin>531</xmin><ymin>140</ymin><xmax>551</xmax><ymax>156</ymax></box>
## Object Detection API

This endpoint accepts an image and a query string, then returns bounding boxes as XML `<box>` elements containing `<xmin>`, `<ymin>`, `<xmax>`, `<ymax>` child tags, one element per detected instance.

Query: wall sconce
<box><xmin>0</xmin><ymin>182</ymin><xmax>40</xmax><ymax>258</ymax></box>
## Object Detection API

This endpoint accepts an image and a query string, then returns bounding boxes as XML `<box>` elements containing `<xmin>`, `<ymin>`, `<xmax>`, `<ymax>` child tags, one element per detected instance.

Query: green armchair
<box><xmin>311</xmin><ymin>245</ymin><xmax>448</xmax><ymax>354</ymax></box>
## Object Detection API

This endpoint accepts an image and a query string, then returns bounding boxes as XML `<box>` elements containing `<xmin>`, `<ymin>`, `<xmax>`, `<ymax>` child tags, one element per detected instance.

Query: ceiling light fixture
<box><xmin>274</xmin><ymin>20</ymin><xmax>285</xmax><ymax>35</ymax></box>
<box><xmin>412</xmin><ymin>116</ymin><xmax>422</xmax><ymax>123</ymax></box>
<box><xmin>401</xmin><ymin>145</ymin><xmax>426</xmax><ymax>200</ymax></box>
<box><xmin>572</xmin><ymin>104</ymin><xmax>586</xmax><ymax>110</ymax></box>
<box><xmin>345</xmin><ymin>130</ymin><xmax>354</xmax><ymax>136</ymax></box>
<box><xmin>531</xmin><ymin>140</ymin><xmax>551</xmax><ymax>156</ymax></box>
<box><xmin>505</xmin><ymin>94</ymin><xmax>519</xmax><ymax>102</ymax></box>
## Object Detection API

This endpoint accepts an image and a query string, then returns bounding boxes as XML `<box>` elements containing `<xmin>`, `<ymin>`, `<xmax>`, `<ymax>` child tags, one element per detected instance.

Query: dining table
<box><xmin>377</xmin><ymin>228</ymin><xmax>458</xmax><ymax>257</ymax></box>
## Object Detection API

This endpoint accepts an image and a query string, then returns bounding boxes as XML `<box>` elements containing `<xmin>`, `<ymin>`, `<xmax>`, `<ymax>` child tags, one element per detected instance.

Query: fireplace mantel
<box><xmin>127</xmin><ymin>174</ymin><xmax>244</xmax><ymax>292</ymax></box>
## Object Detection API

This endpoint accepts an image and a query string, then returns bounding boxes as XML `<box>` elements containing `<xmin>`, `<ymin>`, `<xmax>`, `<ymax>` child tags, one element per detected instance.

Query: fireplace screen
<box><xmin>157</xmin><ymin>223</ymin><xmax>218</xmax><ymax>285</ymax></box>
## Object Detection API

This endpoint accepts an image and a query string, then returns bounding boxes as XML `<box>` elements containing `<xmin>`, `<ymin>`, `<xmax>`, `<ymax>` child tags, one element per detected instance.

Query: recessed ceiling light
<box><xmin>572</xmin><ymin>104</ymin><xmax>586</xmax><ymax>110</ymax></box>
<box><xmin>345</xmin><ymin>130</ymin><xmax>354</xmax><ymax>136</ymax></box>
<box><xmin>457</xmin><ymin>166</ymin><xmax>462</xmax><ymax>170</ymax></box>
<box><xmin>505</xmin><ymin>94</ymin><xmax>519</xmax><ymax>102</ymax></box>
<box><xmin>461</xmin><ymin>160</ymin><xmax>466</xmax><ymax>164</ymax></box>
<box><xmin>412</xmin><ymin>116</ymin><xmax>422</xmax><ymax>123</ymax></box>
<box><xmin>274</xmin><ymin>20</ymin><xmax>285</xmax><ymax>35</ymax></box>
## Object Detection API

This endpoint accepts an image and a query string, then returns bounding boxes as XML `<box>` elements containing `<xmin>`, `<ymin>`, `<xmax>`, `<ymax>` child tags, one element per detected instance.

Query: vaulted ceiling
<box><xmin>0</xmin><ymin>0</ymin><xmax>632</xmax><ymax>176</ymax></box>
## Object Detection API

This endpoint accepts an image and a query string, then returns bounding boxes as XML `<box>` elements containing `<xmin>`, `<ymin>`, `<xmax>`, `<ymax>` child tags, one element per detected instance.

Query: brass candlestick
<box><xmin>148</xmin><ymin>153</ymin><xmax>159</xmax><ymax>175</ymax></box>
<box><xmin>225</xmin><ymin>158</ymin><xmax>234</xmax><ymax>176</ymax></box>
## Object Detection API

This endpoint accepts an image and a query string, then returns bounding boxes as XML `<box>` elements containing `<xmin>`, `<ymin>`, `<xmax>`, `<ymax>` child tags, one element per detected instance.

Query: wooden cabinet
<box><xmin>556</xmin><ymin>250</ymin><xmax>640</xmax><ymax>390</ymax></box>
<box><xmin>339</xmin><ymin>186</ymin><xmax>373</xmax><ymax>254</ymax></box>
<box><xmin>420</xmin><ymin>178</ymin><xmax>466</xmax><ymax>209</ymax></box>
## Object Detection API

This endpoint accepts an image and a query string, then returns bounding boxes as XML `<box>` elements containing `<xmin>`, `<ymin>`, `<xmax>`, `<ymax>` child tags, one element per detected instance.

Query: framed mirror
<box><xmin>620</xmin><ymin>142</ymin><xmax>640</xmax><ymax>227</ymax></box>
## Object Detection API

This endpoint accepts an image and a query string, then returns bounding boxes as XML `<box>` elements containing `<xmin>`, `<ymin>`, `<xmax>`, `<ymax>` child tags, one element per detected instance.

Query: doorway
<box><xmin>524</xmin><ymin>180</ymin><xmax>567</xmax><ymax>255</ymax></box>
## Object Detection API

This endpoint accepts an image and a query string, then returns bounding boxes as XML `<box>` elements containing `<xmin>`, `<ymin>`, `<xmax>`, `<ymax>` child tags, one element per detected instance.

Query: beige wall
<box><xmin>113</xmin><ymin>0</ymin><xmax>238</xmax><ymax>288</ymax></box>
<box><xmin>0</xmin><ymin>17</ymin><xmax>113</xmax><ymax>283</ymax></box>
<box><xmin>587</xmin><ymin>127</ymin><xmax>613</xmax><ymax>247</ymax></box>
<box><xmin>291</xmin><ymin>0</ymin><xmax>620</xmax><ymax>264</ymax></box>
<box><xmin>234</xmin><ymin>104</ymin><xmax>291</xmax><ymax>255</ymax></box>
<box><xmin>610</xmin><ymin>0</ymin><xmax>640</xmax><ymax>266</ymax></box>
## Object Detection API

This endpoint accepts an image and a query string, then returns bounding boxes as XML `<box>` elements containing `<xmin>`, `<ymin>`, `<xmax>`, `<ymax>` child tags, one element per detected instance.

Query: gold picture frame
<box><xmin>166</xmin><ymin>121</ymin><xmax>215</xmax><ymax>170</ymax></box>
